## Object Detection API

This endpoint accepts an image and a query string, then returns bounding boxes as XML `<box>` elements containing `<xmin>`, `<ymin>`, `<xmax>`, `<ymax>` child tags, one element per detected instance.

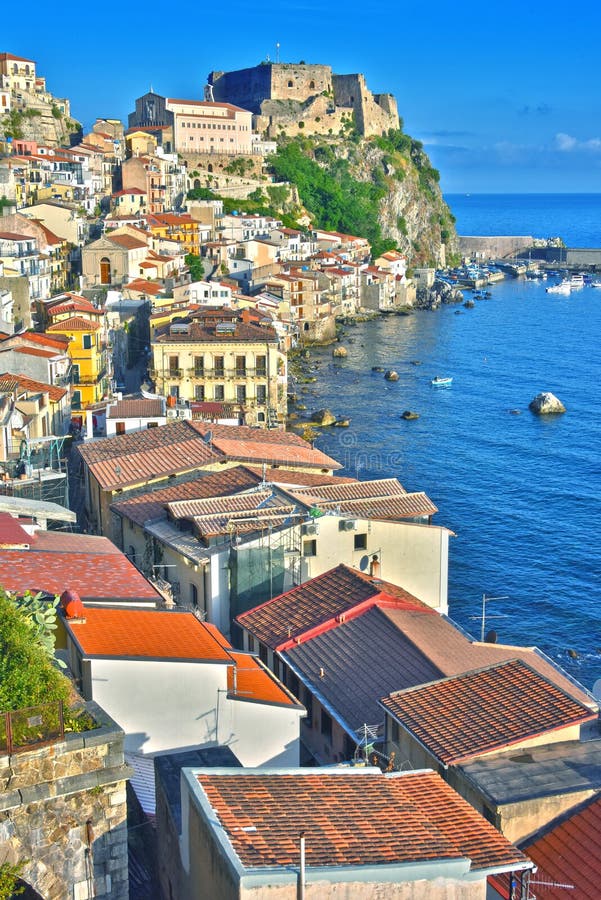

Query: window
<box><xmin>321</xmin><ymin>710</ymin><xmax>332</xmax><ymax>741</ymax></box>
<box><xmin>190</xmin><ymin>583</ymin><xmax>198</xmax><ymax>607</ymax></box>
<box><xmin>195</xmin><ymin>384</ymin><xmax>205</xmax><ymax>401</ymax></box>
<box><xmin>214</xmin><ymin>355</ymin><xmax>224</xmax><ymax>376</ymax></box>
<box><xmin>236</xmin><ymin>384</ymin><xmax>246</xmax><ymax>403</ymax></box>
<box><xmin>256</xmin><ymin>355</ymin><xmax>266</xmax><ymax>377</ymax></box>
<box><xmin>168</xmin><ymin>355</ymin><xmax>179</xmax><ymax>375</ymax></box>
<box><xmin>354</xmin><ymin>533</ymin><xmax>367</xmax><ymax>550</ymax></box>
<box><xmin>169</xmin><ymin>385</ymin><xmax>179</xmax><ymax>399</ymax></box>
<box><xmin>303</xmin><ymin>539</ymin><xmax>317</xmax><ymax>557</ymax></box>
<box><xmin>72</xmin><ymin>364</ymin><xmax>80</xmax><ymax>384</ymax></box>
<box><xmin>235</xmin><ymin>355</ymin><xmax>246</xmax><ymax>376</ymax></box>
<box><xmin>256</xmin><ymin>385</ymin><xmax>266</xmax><ymax>405</ymax></box>
<box><xmin>214</xmin><ymin>384</ymin><xmax>224</xmax><ymax>401</ymax></box>
<box><xmin>83</xmin><ymin>334</ymin><xmax>93</xmax><ymax>349</ymax></box>
<box><xmin>194</xmin><ymin>356</ymin><xmax>204</xmax><ymax>376</ymax></box>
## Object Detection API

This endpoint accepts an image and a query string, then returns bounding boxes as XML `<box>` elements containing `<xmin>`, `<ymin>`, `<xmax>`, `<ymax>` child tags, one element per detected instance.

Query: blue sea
<box><xmin>304</xmin><ymin>195</ymin><xmax>601</xmax><ymax>691</ymax></box>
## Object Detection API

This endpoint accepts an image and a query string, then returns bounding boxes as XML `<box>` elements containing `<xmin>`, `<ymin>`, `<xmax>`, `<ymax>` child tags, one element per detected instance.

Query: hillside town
<box><xmin>1</xmin><ymin>50</ymin><xmax>599</xmax><ymax>900</ymax></box>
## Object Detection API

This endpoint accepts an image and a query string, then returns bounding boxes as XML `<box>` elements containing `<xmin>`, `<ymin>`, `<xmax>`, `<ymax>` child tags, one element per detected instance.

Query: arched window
<box><xmin>207</xmin><ymin>163</ymin><xmax>213</xmax><ymax>173</ymax></box>
<box><xmin>100</xmin><ymin>257</ymin><xmax>111</xmax><ymax>284</ymax></box>
<box><xmin>287</xmin><ymin>80</ymin><xmax>293</xmax><ymax>88</ymax></box>
<box><xmin>309</xmin><ymin>80</ymin><xmax>315</xmax><ymax>89</ymax></box>
<box><xmin>193</xmin><ymin>178</ymin><xmax>200</xmax><ymax>190</ymax></box>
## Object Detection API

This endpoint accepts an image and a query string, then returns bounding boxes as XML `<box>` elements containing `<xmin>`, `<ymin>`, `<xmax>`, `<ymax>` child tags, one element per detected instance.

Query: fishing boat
<box><xmin>431</xmin><ymin>376</ymin><xmax>453</xmax><ymax>386</ymax></box>
<box><xmin>590</xmin><ymin>281</ymin><xmax>601</xmax><ymax>289</ymax></box>
<box><xmin>569</xmin><ymin>273</ymin><xmax>585</xmax><ymax>289</ymax></box>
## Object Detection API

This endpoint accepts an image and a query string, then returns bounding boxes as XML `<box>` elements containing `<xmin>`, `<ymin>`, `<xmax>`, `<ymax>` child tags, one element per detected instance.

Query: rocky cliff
<box><xmin>266</xmin><ymin>128</ymin><xmax>458</xmax><ymax>267</ymax></box>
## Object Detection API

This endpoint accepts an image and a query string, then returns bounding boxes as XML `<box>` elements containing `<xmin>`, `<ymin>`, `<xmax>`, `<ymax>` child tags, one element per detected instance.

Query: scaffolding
<box><xmin>0</xmin><ymin>435</ymin><xmax>70</xmax><ymax>515</ymax></box>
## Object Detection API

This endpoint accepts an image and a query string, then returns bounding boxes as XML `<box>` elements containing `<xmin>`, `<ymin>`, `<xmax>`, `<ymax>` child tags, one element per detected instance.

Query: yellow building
<box><xmin>145</xmin><ymin>213</ymin><xmax>201</xmax><ymax>255</ymax></box>
<box><xmin>151</xmin><ymin>307</ymin><xmax>286</xmax><ymax>427</ymax></box>
<box><xmin>47</xmin><ymin>316</ymin><xmax>109</xmax><ymax>409</ymax></box>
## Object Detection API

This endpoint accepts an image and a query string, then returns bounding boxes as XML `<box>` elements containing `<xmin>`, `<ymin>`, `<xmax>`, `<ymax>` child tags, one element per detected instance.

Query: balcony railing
<box><xmin>180</xmin><ymin>367</ymin><xmax>269</xmax><ymax>380</ymax></box>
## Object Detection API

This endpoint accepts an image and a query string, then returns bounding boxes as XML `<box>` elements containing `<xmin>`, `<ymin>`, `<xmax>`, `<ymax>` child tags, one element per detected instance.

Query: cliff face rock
<box><xmin>350</xmin><ymin>139</ymin><xmax>458</xmax><ymax>267</ymax></box>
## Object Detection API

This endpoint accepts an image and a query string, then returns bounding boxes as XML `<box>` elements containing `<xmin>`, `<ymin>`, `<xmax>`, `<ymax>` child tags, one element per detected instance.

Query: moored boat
<box><xmin>546</xmin><ymin>281</ymin><xmax>571</xmax><ymax>295</ymax></box>
<box><xmin>431</xmin><ymin>376</ymin><xmax>453</xmax><ymax>386</ymax></box>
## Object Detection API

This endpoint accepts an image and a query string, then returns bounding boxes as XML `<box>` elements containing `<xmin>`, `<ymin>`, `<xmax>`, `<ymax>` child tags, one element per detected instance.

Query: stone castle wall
<box><xmin>0</xmin><ymin>702</ymin><xmax>132</xmax><ymax>900</ymax></box>
<box><xmin>209</xmin><ymin>63</ymin><xmax>398</xmax><ymax>138</ymax></box>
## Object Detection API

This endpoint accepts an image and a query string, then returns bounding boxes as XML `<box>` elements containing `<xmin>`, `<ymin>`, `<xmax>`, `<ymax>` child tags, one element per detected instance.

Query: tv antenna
<box><xmin>469</xmin><ymin>593</ymin><xmax>509</xmax><ymax>642</ymax></box>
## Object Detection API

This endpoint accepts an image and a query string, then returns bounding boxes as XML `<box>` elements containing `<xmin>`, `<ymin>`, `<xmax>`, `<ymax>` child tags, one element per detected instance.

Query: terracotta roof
<box><xmin>123</xmin><ymin>279</ymin><xmax>163</xmax><ymax>296</ymax></box>
<box><xmin>0</xmin><ymin>531</ymin><xmax>160</xmax><ymax>602</ymax></box>
<box><xmin>224</xmin><ymin>649</ymin><xmax>301</xmax><ymax>708</ymax></box>
<box><xmin>191</xmin><ymin>506</ymin><xmax>299</xmax><ymax>540</ymax></box>
<box><xmin>189</xmin><ymin>422</ymin><xmax>341</xmax><ymax>472</ymax></box>
<box><xmin>0</xmin><ymin>231</ymin><xmax>32</xmax><ymax>242</ymax></box>
<box><xmin>287</xmin><ymin>478</ymin><xmax>438</xmax><ymax>520</ymax></box>
<box><xmin>244</xmin><ymin>466</ymin><xmax>356</xmax><ymax>488</ymax></box>
<box><xmin>13</xmin><ymin>331</ymin><xmax>69</xmax><ymax>349</ymax></box>
<box><xmin>517</xmin><ymin>794</ymin><xmax>601</xmax><ymax>900</ymax></box>
<box><xmin>0</xmin><ymin>513</ymin><xmax>33</xmax><ymax>547</ymax></box>
<box><xmin>237</xmin><ymin>563</ymin><xmax>431</xmax><ymax>651</ymax></box>
<box><xmin>111</xmin><ymin>466</ymin><xmax>263</xmax><ymax>525</ymax></box>
<box><xmin>378</xmin><ymin>606</ymin><xmax>594</xmax><ymax>707</ymax></box>
<box><xmin>107</xmin><ymin>234</ymin><xmax>148</xmax><ymax>250</ymax></box>
<box><xmin>10</xmin><ymin>346</ymin><xmax>58</xmax><ymax>358</ymax></box>
<box><xmin>381</xmin><ymin>659</ymin><xmax>596</xmax><ymax>767</ymax></box>
<box><xmin>0</xmin><ymin>53</ymin><xmax>36</xmax><ymax>63</ymax></box>
<box><xmin>77</xmin><ymin>420</ymin><xmax>222</xmax><ymax>490</ymax></box>
<box><xmin>165</xmin><ymin>489</ymin><xmax>274</xmax><ymax>520</ymax></box>
<box><xmin>113</xmin><ymin>188</ymin><xmax>146</xmax><ymax>197</ymax></box>
<box><xmin>196</xmin><ymin>769</ymin><xmax>530</xmax><ymax>874</ymax></box>
<box><xmin>66</xmin><ymin>607</ymin><xmax>232</xmax><ymax>661</ymax></box>
<box><xmin>47</xmin><ymin>298</ymin><xmax>98</xmax><ymax>316</ymax></box>
<box><xmin>48</xmin><ymin>316</ymin><xmax>101</xmax><ymax>332</ymax></box>
<box><xmin>107</xmin><ymin>399</ymin><xmax>164</xmax><ymax>419</ymax></box>
<box><xmin>154</xmin><ymin>320</ymin><xmax>277</xmax><ymax>344</ymax></box>
<box><xmin>0</xmin><ymin>372</ymin><xmax>66</xmax><ymax>402</ymax></box>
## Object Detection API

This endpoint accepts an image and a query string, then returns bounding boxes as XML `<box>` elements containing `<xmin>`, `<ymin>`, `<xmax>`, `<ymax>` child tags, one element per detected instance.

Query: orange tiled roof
<box><xmin>225</xmin><ymin>650</ymin><xmax>301</xmax><ymax>708</ymax></box>
<box><xmin>14</xmin><ymin>331</ymin><xmax>69</xmax><ymax>349</ymax></box>
<box><xmin>66</xmin><ymin>607</ymin><xmax>232</xmax><ymax>661</ymax></box>
<box><xmin>107</xmin><ymin>234</ymin><xmax>148</xmax><ymax>250</ymax></box>
<box><xmin>0</xmin><ymin>372</ymin><xmax>66</xmax><ymax>402</ymax></box>
<box><xmin>197</xmin><ymin>769</ymin><xmax>530</xmax><ymax>873</ymax></box>
<box><xmin>517</xmin><ymin>793</ymin><xmax>601</xmax><ymax>899</ymax></box>
<box><xmin>237</xmin><ymin>563</ymin><xmax>430</xmax><ymax>651</ymax></box>
<box><xmin>381</xmin><ymin>658</ymin><xmax>596</xmax><ymax>766</ymax></box>
<box><xmin>48</xmin><ymin>316</ymin><xmax>101</xmax><ymax>332</ymax></box>
<box><xmin>244</xmin><ymin>467</ymin><xmax>357</xmax><ymax>488</ymax></box>
<box><xmin>10</xmin><ymin>346</ymin><xmax>60</xmax><ymax>359</ymax></box>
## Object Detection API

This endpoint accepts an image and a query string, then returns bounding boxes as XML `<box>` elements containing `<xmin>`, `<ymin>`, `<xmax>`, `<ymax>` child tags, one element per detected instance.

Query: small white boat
<box><xmin>546</xmin><ymin>281</ymin><xmax>571</xmax><ymax>295</ymax></box>
<box><xmin>569</xmin><ymin>273</ymin><xmax>585</xmax><ymax>289</ymax></box>
<box><xmin>591</xmin><ymin>281</ymin><xmax>601</xmax><ymax>288</ymax></box>
<box><xmin>431</xmin><ymin>376</ymin><xmax>453</xmax><ymax>386</ymax></box>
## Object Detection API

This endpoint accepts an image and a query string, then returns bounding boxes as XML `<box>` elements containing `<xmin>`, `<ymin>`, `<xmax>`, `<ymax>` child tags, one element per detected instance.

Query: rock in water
<box><xmin>529</xmin><ymin>392</ymin><xmax>566</xmax><ymax>415</ymax></box>
<box><xmin>333</xmin><ymin>346</ymin><xmax>348</xmax><ymax>358</ymax></box>
<box><xmin>312</xmin><ymin>408</ymin><xmax>337</xmax><ymax>426</ymax></box>
<box><xmin>384</xmin><ymin>370</ymin><xmax>399</xmax><ymax>381</ymax></box>
<box><xmin>401</xmin><ymin>410</ymin><xmax>419</xmax><ymax>420</ymax></box>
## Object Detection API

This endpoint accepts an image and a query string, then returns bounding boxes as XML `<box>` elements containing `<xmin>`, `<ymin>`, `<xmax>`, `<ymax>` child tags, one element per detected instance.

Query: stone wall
<box><xmin>332</xmin><ymin>74</ymin><xmax>399</xmax><ymax>137</ymax></box>
<box><xmin>458</xmin><ymin>235</ymin><xmax>535</xmax><ymax>260</ymax></box>
<box><xmin>0</xmin><ymin>701</ymin><xmax>132</xmax><ymax>900</ymax></box>
<box><xmin>208</xmin><ymin>63</ymin><xmax>398</xmax><ymax>138</ymax></box>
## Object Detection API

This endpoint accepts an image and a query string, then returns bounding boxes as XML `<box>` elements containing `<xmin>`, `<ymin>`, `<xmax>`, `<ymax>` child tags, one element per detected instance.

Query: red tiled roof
<box><xmin>0</xmin><ymin>513</ymin><xmax>33</xmax><ymax>547</ymax></box>
<box><xmin>77</xmin><ymin>420</ymin><xmax>222</xmax><ymax>490</ymax></box>
<box><xmin>0</xmin><ymin>231</ymin><xmax>32</xmax><ymax>242</ymax></box>
<box><xmin>237</xmin><ymin>563</ymin><xmax>431</xmax><ymax>651</ymax></box>
<box><xmin>10</xmin><ymin>346</ymin><xmax>58</xmax><ymax>358</ymax></box>
<box><xmin>0</xmin><ymin>372</ymin><xmax>66</xmax><ymax>402</ymax></box>
<box><xmin>517</xmin><ymin>794</ymin><xmax>601</xmax><ymax>899</ymax></box>
<box><xmin>244</xmin><ymin>467</ymin><xmax>357</xmax><ymax>488</ymax></box>
<box><xmin>0</xmin><ymin>531</ymin><xmax>159</xmax><ymax>601</ymax></box>
<box><xmin>107</xmin><ymin>399</ymin><xmax>164</xmax><ymax>419</ymax></box>
<box><xmin>225</xmin><ymin>650</ymin><xmax>301</xmax><ymax>707</ymax></box>
<box><xmin>190</xmin><ymin>422</ymin><xmax>341</xmax><ymax>472</ymax></box>
<box><xmin>107</xmin><ymin>234</ymin><xmax>148</xmax><ymax>250</ymax></box>
<box><xmin>111</xmin><ymin>466</ymin><xmax>263</xmax><ymax>526</ymax></box>
<box><xmin>290</xmin><ymin>478</ymin><xmax>405</xmax><ymax>501</ymax></box>
<box><xmin>14</xmin><ymin>331</ymin><xmax>69</xmax><ymax>349</ymax></box>
<box><xmin>123</xmin><ymin>279</ymin><xmax>163</xmax><ymax>296</ymax></box>
<box><xmin>197</xmin><ymin>769</ymin><xmax>530</xmax><ymax>873</ymax></box>
<box><xmin>47</xmin><ymin>298</ymin><xmax>98</xmax><ymax>316</ymax></box>
<box><xmin>381</xmin><ymin>659</ymin><xmax>596</xmax><ymax>766</ymax></box>
<box><xmin>47</xmin><ymin>316</ymin><xmax>101</xmax><ymax>332</ymax></box>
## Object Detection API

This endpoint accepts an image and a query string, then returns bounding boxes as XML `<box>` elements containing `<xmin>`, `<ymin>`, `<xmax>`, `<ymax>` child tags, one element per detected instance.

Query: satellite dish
<box><xmin>592</xmin><ymin>679</ymin><xmax>601</xmax><ymax>703</ymax></box>
<box><xmin>484</xmin><ymin>629</ymin><xmax>497</xmax><ymax>644</ymax></box>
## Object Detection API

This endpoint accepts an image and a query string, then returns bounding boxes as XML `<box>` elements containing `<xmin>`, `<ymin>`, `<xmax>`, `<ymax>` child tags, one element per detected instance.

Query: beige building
<box><xmin>266</xmin><ymin>268</ymin><xmax>335</xmax><ymax>343</ymax></box>
<box><xmin>166</xmin><ymin>98</ymin><xmax>253</xmax><ymax>155</ymax></box>
<box><xmin>152</xmin><ymin>306</ymin><xmax>287</xmax><ymax>427</ymax></box>
<box><xmin>0</xmin><ymin>52</ymin><xmax>36</xmax><ymax>93</ymax></box>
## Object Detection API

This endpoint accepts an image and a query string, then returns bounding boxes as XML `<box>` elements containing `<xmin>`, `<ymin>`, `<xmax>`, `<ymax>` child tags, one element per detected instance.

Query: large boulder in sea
<box><xmin>312</xmin><ymin>408</ymin><xmax>337</xmax><ymax>426</ymax></box>
<box><xmin>333</xmin><ymin>346</ymin><xmax>348</xmax><ymax>358</ymax></box>
<box><xmin>384</xmin><ymin>370</ymin><xmax>399</xmax><ymax>381</ymax></box>
<box><xmin>529</xmin><ymin>392</ymin><xmax>566</xmax><ymax>415</ymax></box>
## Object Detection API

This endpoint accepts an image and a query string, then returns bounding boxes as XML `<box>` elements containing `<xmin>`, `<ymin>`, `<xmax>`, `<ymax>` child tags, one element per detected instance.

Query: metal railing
<box><xmin>0</xmin><ymin>701</ymin><xmax>65</xmax><ymax>755</ymax></box>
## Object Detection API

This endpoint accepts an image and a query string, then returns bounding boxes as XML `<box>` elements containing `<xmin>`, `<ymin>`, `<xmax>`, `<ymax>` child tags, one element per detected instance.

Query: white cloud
<box><xmin>555</xmin><ymin>132</ymin><xmax>601</xmax><ymax>152</ymax></box>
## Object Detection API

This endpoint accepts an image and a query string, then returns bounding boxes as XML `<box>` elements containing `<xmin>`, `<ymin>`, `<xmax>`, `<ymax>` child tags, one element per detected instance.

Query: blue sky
<box><xmin>4</xmin><ymin>0</ymin><xmax>601</xmax><ymax>192</ymax></box>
